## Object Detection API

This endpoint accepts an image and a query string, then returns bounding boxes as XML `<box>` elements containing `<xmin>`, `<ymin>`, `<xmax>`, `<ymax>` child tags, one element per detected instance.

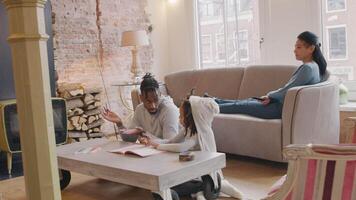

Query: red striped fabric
<box><xmin>304</xmin><ymin>159</ymin><xmax>317</xmax><ymax>200</ymax></box>
<box><xmin>342</xmin><ymin>161</ymin><xmax>356</xmax><ymax>200</ymax></box>
<box><xmin>322</xmin><ymin>161</ymin><xmax>336</xmax><ymax>200</ymax></box>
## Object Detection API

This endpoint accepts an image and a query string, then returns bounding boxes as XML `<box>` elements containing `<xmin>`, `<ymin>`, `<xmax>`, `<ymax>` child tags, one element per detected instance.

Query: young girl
<box><xmin>141</xmin><ymin>96</ymin><xmax>243</xmax><ymax>199</ymax></box>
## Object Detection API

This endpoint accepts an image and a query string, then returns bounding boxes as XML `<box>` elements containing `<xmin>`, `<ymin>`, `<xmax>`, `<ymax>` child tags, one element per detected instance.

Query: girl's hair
<box><xmin>181</xmin><ymin>99</ymin><xmax>197</xmax><ymax>137</ymax></box>
<box><xmin>181</xmin><ymin>88</ymin><xmax>197</xmax><ymax>137</ymax></box>
<box><xmin>297</xmin><ymin>31</ymin><xmax>327</xmax><ymax>76</ymax></box>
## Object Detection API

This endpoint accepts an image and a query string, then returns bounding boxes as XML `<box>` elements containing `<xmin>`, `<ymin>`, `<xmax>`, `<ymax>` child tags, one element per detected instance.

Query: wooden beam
<box><xmin>2</xmin><ymin>0</ymin><xmax>61</xmax><ymax>199</ymax></box>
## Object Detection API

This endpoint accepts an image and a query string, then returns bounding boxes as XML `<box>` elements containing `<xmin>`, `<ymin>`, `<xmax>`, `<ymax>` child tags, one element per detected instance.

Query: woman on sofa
<box><xmin>212</xmin><ymin>31</ymin><xmax>327</xmax><ymax>119</ymax></box>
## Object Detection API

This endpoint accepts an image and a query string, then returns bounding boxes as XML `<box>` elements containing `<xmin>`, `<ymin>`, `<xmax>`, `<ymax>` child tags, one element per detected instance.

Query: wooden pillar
<box><xmin>2</xmin><ymin>0</ymin><xmax>61</xmax><ymax>199</ymax></box>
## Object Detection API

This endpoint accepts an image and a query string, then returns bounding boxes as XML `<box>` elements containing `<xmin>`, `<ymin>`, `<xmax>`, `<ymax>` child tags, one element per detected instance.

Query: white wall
<box><xmin>146</xmin><ymin>0</ymin><xmax>197</xmax><ymax>81</ymax></box>
<box><xmin>259</xmin><ymin>0</ymin><xmax>322</xmax><ymax>65</ymax></box>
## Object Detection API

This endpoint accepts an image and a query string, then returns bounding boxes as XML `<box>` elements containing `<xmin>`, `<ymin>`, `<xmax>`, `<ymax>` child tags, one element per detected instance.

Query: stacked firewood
<box><xmin>57</xmin><ymin>83</ymin><xmax>104</xmax><ymax>140</ymax></box>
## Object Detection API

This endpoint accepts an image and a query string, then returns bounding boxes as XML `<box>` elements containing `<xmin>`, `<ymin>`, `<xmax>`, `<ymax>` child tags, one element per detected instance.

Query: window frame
<box><xmin>326</xmin><ymin>24</ymin><xmax>348</xmax><ymax>61</ymax></box>
<box><xmin>238</xmin><ymin>29</ymin><xmax>249</xmax><ymax>61</ymax></box>
<box><xmin>326</xmin><ymin>0</ymin><xmax>347</xmax><ymax>13</ymax></box>
<box><xmin>215</xmin><ymin>33</ymin><xmax>226</xmax><ymax>63</ymax></box>
<box><xmin>201</xmin><ymin>34</ymin><xmax>214</xmax><ymax>63</ymax></box>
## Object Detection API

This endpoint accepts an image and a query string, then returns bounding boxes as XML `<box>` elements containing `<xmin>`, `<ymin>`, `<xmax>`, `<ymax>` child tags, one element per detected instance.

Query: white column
<box><xmin>2</xmin><ymin>0</ymin><xmax>61</xmax><ymax>199</ymax></box>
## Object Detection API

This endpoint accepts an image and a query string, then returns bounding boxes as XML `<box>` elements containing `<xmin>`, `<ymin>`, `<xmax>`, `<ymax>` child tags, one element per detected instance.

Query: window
<box><xmin>327</xmin><ymin>26</ymin><xmax>347</xmax><ymax>60</ymax></box>
<box><xmin>201</xmin><ymin>35</ymin><xmax>213</xmax><ymax>63</ymax></box>
<box><xmin>238</xmin><ymin>0</ymin><xmax>252</xmax><ymax>12</ymax></box>
<box><xmin>322</xmin><ymin>0</ymin><xmax>356</xmax><ymax>100</ymax></box>
<box><xmin>327</xmin><ymin>0</ymin><xmax>346</xmax><ymax>12</ymax></box>
<box><xmin>238</xmin><ymin>30</ymin><xmax>249</xmax><ymax>61</ymax></box>
<box><xmin>215</xmin><ymin>33</ymin><xmax>225</xmax><ymax>62</ymax></box>
<box><xmin>196</xmin><ymin>0</ymin><xmax>260</xmax><ymax>68</ymax></box>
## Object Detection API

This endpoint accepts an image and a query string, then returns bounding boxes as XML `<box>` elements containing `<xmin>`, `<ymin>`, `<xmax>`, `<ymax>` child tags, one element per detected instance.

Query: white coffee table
<box><xmin>56</xmin><ymin>138</ymin><xmax>226</xmax><ymax>200</ymax></box>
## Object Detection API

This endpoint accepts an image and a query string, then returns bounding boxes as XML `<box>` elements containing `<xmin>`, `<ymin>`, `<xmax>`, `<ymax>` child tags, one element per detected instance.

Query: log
<box><xmin>82</xmin><ymin>124</ymin><xmax>88</xmax><ymax>131</ymax></box>
<box><xmin>70</xmin><ymin>116</ymin><xmax>80</xmax><ymax>125</ymax></box>
<box><xmin>88</xmin><ymin>116</ymin><xmax>96</xmax><ymax>124</ymax></box>
<box><xmin>88</xmin><ymin>132</ymin><xmax>103</xmax><ymax>138</ymax></box>
<box><xmin>84</xmin><ymin>93</ymin><xmax>94</xmax><ymax>105</ymax></box>
<box><xmin>68</xmin><ymin>131</ymin><xmax>87</xmax><ymax>138</ymax></box>
<box><xmin>67</xmin><ymin>120</ymin><xmax>75</xmax><ymax>131</ymax></box>
<box><xmin>78</xmin><ymin>116</ymin><xmax>87</xmax><ymax>125</ymax></box>
<box><xmin>87</xmin><ymin>119</ymin><xmax>104</xmax><ymax>129</ymax></box>
<box><xmin>67</xmin><ymin>109</ymin><xmax>74</xmax><ymax>117</ymax></box>
<box><xmin>69</xmin><ymin>89</ymin><xmax>84</xmax><ymax>97</ymax></box>
<box><xmin>83</xmin><ymin>86</ymin><xmax>102</xmax><ymax>94</ymax></box>
<box><xmin>67</xmin><ymin>98</ymin><xmax>84</xmax><ymax>110</ymax></box>
<box><xmin>58</xmin><ymin>83</ymin><xmax>83</xmax><ymax>98</ymax></box>
<box><xmin>94</xmin><ymin>93</ymin><xmax>101</xmax><ymax>101</ymax></box>
<box><xmin>94</xmin><ymin>101</ymin><xmax>101</xmax><ymax>107</ymax></box>
<box><xmin>86</xmin><ymin>104</ymin><xmax>96</xmax><ymax>110</ymax></box>
<box><xmin>73</xmin><ymin>108</ymin><xmax>84</xmax><ymax>116</ymax></box>
<box><xmin>84</xmin><ymin>108</ymin><xmax>101</xmax><ymax>116</ymax></box>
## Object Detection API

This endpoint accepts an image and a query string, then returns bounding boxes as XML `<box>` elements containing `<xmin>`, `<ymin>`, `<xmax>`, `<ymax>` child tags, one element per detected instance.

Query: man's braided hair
<box><xmin>140</xmin><ymin>73</ymin><xmax>159</xmax><ymax>96</ymax></box>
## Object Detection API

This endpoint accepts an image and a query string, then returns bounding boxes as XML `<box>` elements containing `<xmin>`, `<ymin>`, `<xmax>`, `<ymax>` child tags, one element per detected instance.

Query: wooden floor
<box><xmin>0</xmin><ymin>155</ymin><xmax>286</xmax><ymax>200</ymax></box>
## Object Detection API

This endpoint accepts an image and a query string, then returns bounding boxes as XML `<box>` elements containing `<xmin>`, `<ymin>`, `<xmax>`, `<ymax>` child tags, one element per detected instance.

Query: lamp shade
<box><xmin>121</xmin><ymin>30</ymin><xmax>149</xmax><ymax>47</ymax></box>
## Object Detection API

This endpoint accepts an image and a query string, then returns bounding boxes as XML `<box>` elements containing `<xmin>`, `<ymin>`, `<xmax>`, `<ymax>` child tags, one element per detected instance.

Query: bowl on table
<box><xmin>120</xmin><ymin>129</ymin><xmax>142</xmax><ymax>142</ymax></box>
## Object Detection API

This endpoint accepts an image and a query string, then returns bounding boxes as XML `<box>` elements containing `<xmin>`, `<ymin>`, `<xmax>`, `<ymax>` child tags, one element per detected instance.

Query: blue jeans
<box><xmin>215</xmin><ymin>98</ymin><xmax>283</xmax><ymax>119</ymax></box>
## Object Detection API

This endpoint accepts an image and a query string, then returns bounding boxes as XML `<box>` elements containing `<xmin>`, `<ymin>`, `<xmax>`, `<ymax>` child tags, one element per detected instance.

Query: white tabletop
<box><xmin>56</xmin><ymin>138</ymin><xmax>226</xmax><ymax>191</ymax></box>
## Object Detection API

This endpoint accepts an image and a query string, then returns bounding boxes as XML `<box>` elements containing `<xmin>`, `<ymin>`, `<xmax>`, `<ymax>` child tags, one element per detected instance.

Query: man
<box><xmin>102</xmin><ymin>73</ymin><xmax>179</xmax><ymax>141</ymax></box>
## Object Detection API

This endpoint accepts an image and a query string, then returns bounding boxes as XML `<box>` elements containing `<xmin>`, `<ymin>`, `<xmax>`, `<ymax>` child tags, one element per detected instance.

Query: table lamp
<box><xmin>121</xmin><ymin>30</ymin><xmax>149</xmax><ymax>82</ymax></box>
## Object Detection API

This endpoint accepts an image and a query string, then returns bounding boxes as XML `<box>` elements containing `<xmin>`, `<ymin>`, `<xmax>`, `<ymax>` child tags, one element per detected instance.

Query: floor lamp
<box><xmin>121</xmin><ymin>30</ymin><xmax>149</xmax><ymax>82</ymax></box>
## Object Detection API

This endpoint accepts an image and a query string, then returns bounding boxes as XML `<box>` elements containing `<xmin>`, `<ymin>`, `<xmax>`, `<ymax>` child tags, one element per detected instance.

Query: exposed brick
<box><xmin>52</xmin><ymin>0</ymin><xmax>153</xmax><ymax>134</ymax></box>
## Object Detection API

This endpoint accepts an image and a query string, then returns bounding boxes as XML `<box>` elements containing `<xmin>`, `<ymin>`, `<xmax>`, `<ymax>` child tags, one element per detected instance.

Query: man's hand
<box><xmin>260</xmin><ymin>96</ymin><xmax>271</xmax><ymax>106</ymax></box>
<box><xmin>102</xmin><ymin>107</ymin><xmax>122</xmax><ymax>126</ymax></box>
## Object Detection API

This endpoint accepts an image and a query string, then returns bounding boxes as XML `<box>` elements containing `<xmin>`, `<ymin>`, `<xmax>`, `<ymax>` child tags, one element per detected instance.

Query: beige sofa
<box><xmin>132</xmin><ymin>65</ymin><xmax>340</xmax><ymax>162</ymax></box>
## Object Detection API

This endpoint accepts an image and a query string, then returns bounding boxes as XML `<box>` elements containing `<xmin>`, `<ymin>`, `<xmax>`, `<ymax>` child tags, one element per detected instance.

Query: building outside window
<box><xmin>327</xmin><ymin>25</ymin><xmax>347</xmax><ymax>60</ymax></box>
<box><xmin>196</xmin><ymin>0</ymin><xmax>260</xmax><ymax>68</ymax></box>
<box><xmin>238</xmin><ymin>30</ymin><xmax>249</xmax><ymax>61</ymax></box>
<box><xmin>322</xmin><ymin>0</ymin><xmax>356</xmax><ymax>100</ymax></box>
<box><xmin>215</xmin><ymin>33</ymin><xmax>226</xmax><ymax>62</ymax></box>
<box><xmin>327</xmin><ymin>0</ymin><xmax>346</xmax><ymax>12</ymax></box>
<box><xmin>201</xmin><ymin>34</ymin><xmax>213</xmax><ymax>63</ymax></box>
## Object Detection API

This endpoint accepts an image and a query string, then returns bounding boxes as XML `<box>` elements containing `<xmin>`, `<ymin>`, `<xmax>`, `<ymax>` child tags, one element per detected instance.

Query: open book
<box><xmin>108</xmin><ymin>144</ymin><xmax>163</xmax><ymax>157</ymax></box>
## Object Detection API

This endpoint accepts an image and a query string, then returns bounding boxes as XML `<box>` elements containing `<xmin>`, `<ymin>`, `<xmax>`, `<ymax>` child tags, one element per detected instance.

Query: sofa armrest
<box><xmin>282</xmin><ymin>81</ymin><xmax>339</xmax><ymax>148</ymax></box>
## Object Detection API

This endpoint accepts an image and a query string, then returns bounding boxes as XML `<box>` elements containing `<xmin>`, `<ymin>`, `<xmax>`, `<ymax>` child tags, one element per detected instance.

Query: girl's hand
<box><xmin>260</xmin><ymin>96</ymin><xmax>271</xmax><ymax>106</ymax></box>
<box><xmin>148</xmin><ymin>140</ymin><xmax>159</xmax><ymax>148</ymax></box>
<box><xmin>138</xmin><ymin>136</ymin><xmax>149</xmax><ymax>145</ymax></box>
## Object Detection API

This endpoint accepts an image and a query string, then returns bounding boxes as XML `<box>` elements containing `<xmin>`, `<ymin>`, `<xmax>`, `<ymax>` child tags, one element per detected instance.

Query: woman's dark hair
<box><xmin>181</xmin><ymin>99</ymin><xmax>197</xmax><ymax>137</ymax></box>
<box><xmin>297</xmin><ymin>31</ymin><xmax>327</xmax><ymax>76</ymax></box>
<box><xmin>181</xmin><ymin>88</ymin><xmax>197</xmax><ymax>137</ymax></box>
<box><xmin>140</xmin><ymin>73</ymin><xmax>159</xmax><ymax>96</ymax></box>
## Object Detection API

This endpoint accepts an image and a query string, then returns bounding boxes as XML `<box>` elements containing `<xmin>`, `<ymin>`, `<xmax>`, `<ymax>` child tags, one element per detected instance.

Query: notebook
<box><xmin>108</xmin><ymin>144</ymin><xmax>163</xmax><ymax>157</ymax></box>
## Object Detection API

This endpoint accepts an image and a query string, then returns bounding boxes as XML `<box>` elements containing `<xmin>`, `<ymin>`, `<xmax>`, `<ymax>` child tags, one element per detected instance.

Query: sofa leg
<box><xmin>7</xmin><ymin>152</ymin><xmax>12</xmax><ymax>176</ymax></box>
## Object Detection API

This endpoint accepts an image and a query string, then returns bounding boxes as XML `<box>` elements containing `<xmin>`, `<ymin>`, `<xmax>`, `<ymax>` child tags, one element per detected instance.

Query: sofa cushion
<box><xmin>165</xmin><ymin>67</ymin><xmax>244</xmax><ymax>106</ymax></box>
<box><xmin>212</xmin><ymin>113</ymin><xmax>283</xmax><ymax>161</ymax></box>
<box><xmin>238</xmin><ymin>65</ymin><xmax>297</xmax><ymax>99</ymax></box>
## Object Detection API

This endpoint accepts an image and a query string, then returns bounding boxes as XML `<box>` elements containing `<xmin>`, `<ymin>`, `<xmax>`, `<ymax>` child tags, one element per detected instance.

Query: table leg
<box><xmin>153</xmin><ymin>189</ymin><xmax>173</xmax><ymax>200</ymax></box>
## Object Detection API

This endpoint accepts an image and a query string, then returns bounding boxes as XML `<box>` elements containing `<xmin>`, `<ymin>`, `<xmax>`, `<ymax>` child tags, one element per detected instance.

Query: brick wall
<box><xmin>52</xmin><ymin>0</ymin><xmax>153</xmax><ymax>134</ymax></box>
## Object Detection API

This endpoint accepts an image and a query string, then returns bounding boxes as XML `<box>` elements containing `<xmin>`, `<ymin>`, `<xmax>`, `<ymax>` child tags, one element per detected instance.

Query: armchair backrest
<box><xmin>266</xmin><ymin>144</ymin><xmax>356</xmax><ymax>200</ymax></box>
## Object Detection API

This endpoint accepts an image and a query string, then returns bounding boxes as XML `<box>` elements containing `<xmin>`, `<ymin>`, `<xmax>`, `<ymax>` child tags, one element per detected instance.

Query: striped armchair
<box><xmin>265</xmin><ymin>144</ymin><xmax>356</xmax><ymax>200</ymax></box>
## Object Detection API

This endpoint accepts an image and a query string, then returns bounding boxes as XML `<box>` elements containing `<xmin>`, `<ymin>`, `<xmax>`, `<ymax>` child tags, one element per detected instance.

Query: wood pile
<box><xmin>57</xmin><ymin>83</ymin><xmax>104</xmax><ymax>140</ymax></box>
